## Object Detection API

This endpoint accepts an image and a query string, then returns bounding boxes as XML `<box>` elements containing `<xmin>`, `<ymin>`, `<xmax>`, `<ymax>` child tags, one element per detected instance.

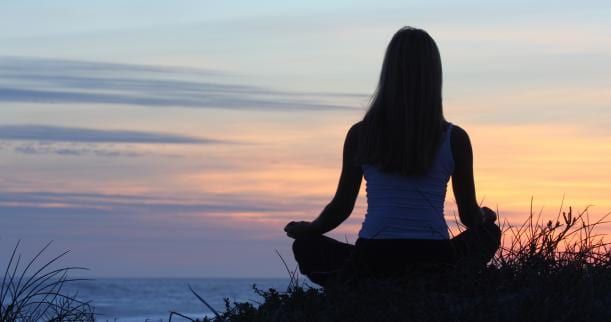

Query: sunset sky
<box><xmin>1</xmin><ymin>0</ymin><xmax>610</xmax><ymax>277</ymax></box>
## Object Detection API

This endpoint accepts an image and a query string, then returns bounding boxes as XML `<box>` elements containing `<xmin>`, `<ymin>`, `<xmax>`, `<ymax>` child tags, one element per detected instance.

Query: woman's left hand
<box><xmin>480</xmin><ymin>206</ymin><xmax>497</xmax><ymax>223</ymax></box>
<box><xmin>284</xmin><ymin>221</ymin><xmax>313</xmax><ymax>239</ymax></box>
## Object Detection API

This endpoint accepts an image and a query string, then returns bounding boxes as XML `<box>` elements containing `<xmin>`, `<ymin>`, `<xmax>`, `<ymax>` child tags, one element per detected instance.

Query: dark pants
<box><xmin>292</xmin><ymin>222</ymin><xmax>501</xmax><ymax>287</ymax></box>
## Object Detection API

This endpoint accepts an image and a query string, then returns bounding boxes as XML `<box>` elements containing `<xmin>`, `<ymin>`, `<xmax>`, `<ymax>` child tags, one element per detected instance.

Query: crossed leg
<box><xmin>292</xmin><ymin>222</ymin><xmax>502</xmax><ymax>287</ymax></box>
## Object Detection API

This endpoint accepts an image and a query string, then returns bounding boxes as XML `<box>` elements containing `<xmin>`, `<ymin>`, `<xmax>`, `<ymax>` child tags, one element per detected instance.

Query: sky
<box><xmin>0</xmin><ymin>0</ymin><xmax>610</xmax><ymax>277</ymax></box>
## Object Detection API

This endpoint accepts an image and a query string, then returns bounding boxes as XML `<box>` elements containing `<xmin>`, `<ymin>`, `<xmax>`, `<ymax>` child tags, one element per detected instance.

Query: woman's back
<box><xmin>359</xmin><ymin>123</ymin><xmax>454</xmax><ymax>240</ymax></box>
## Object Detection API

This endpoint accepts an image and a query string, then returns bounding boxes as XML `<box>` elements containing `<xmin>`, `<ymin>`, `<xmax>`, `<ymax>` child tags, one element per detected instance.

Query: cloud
<box><xmin>0</xmin><ymin>56</ymin><xmax>366</xmax><ymax>111</ymax></box>
<box><xmin>0</xmin><ymin>56</ymin><xmax>222</xmax><ymax>76</ymax></box>
<box><xmin>0</xmin><ymin>190</ymin><xmax>322</xmax><ymax>220</ymax></box>
<box><xmin>11</xmin><ymin>143</ymin><xmax>165</xmax><ymax>158</ymax></box>
<box><xmin>0</xmin><ymin>124</ymin><xmax>224</xmax><ymax>144</ymax></box>
<box><xmin>0</xmin><ymin>124</ymin><xmax>237</xmax><ymax>157</ymax></box>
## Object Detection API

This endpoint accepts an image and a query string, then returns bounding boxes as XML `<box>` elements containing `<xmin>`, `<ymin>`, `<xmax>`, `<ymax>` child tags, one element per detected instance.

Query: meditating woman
<box><xmin>284</xmin><ymin>27</ymin><xmax>501</xmax><ymax>287</ymax></box>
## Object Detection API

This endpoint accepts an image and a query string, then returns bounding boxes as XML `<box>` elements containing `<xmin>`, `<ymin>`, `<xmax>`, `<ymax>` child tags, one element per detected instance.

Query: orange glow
<box><xmin>185</xmin><ymin>165</ymin><xmax>341</xmax><ymax>197</ymax></box>
<box><xmin>173</xmin><ymin>122</ymin><xmax>611</xmax><ymax>237</ymax></box>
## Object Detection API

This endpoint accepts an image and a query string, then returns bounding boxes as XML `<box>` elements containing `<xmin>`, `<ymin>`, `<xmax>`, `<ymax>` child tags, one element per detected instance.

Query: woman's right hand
<box><xmin>480</xmin><ymin>206</ymin><xmax>497</xmax><ymax>223</ymax></box>
<box><xmin>284</xmin><ymin>221</ymin><xmax>313</xmax><ymax>239</ymax></box>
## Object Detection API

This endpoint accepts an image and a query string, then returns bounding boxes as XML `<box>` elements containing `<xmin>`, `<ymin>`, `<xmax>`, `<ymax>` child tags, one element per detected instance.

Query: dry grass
<box><xmin>191</xmin><ymin>202</ymin><xmax>610</xmax><ymax>322</ymax></box>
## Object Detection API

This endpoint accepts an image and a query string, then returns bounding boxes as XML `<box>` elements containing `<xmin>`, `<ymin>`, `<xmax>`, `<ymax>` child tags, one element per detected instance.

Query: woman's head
<box><xmin>357</xmin><ymin>27</ymin><xmax>445</xmax><ymax>176</ymax></box>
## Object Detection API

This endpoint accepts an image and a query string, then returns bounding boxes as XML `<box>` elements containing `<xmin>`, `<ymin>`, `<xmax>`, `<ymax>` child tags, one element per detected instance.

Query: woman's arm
<box><xmin>450</xmin><ymin>125</ymin><xmax>485</xmax><ymax>228</ymax></box>
<box><xmin>284</xmin><ymin>123</ymin><xmax>363</xmax><ymax>238</ymax></box>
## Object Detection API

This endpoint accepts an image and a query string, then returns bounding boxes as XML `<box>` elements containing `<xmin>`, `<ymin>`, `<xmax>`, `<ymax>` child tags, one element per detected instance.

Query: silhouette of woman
<box><xmin>284</xmin><ymin>27</ymin><xmax>501</xmax><ymax>287</ymax></box>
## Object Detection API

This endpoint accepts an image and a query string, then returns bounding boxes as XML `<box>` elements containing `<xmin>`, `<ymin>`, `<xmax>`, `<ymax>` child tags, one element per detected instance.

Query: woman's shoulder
<box><xmin>343</xmin><ymin>121</ymin><xmax>363</xmax><ymax>160</ymax></box>
<box><xmin>448</xmin><ymin>123</ymin><xmax>473</xmax><ymax>160</ymax></box>
<box><xmin>349</xmin><ymin>120</ymin><xmax>364</xmax><ymax>132</ymax></box>
<box><xmin>346</xmin><ymin>121</ymin><xmax>363</xmax><ymax>141</ymax></box>
<box><xmin>448</xmin><ymin>123</ymin><xmax>470</xmax><ymax>144</ymax></box>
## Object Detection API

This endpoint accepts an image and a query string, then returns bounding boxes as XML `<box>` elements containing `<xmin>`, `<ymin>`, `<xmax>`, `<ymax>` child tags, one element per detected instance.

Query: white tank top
<box><xmin>358</xmin><ymin>123</ymin><xmax>454</xmax><ymax>240</ymax></box>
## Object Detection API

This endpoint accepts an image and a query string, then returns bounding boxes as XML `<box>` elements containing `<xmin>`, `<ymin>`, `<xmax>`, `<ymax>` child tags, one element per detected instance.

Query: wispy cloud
<box><xmin>0</xmin><ymin>124</ymin><xmax>235</xmax><ymax>157</ymax></box>
<box><xmin>0</xmin><ymin>190</ymin><xmax>322</xmax><ymax>220</ymax></box>
<box><xmin>11</xmin><ymin>143</ymin><xmax>173</xmax><ymax>158</ymax></box>
<box><xmin>0</xmin><ymin>56</ymin><xmax>365</xmax><ymax>111</ymax></box>
<box><xmin>0</xmin><ymin>56</ymin><xmax>221</xmax><ymax>76</ymax></box>
<box><xmin>0</xmin><ymin>124</ymin><xmax>223</xmax><ymax>144</ymax></box>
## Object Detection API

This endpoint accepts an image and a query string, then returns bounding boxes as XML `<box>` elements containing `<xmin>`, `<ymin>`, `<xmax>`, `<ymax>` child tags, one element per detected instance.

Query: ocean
<box><xmin>59</xmin><ymin>278</ymin><xmax>293</xmax><ymax>321</ymax></box>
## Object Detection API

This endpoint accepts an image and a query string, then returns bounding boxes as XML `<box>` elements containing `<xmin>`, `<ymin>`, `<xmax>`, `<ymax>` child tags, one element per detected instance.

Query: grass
<box><xmin>0</xmin><ymin>241</ymin><xmax>95</xmax><ymax>322</ymax></box>
<box><xmin>184</xmin><ymin>202</ymin><xmax>610</xmax><ymax>322</ymax></box>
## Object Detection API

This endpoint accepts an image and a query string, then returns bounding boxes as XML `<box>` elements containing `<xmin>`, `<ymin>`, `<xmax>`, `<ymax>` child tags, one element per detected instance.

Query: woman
<box><xmin>284</xmin><ymin>27</ymin><xmax>501</xmax><ymax>287</ymax></box>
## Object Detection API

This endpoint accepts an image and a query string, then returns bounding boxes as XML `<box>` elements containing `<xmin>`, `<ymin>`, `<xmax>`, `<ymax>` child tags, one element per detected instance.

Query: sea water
<box><xmin>59</xmin><ymin>278</ymin><xmax>292</xmax><ymax>321</ymax></box>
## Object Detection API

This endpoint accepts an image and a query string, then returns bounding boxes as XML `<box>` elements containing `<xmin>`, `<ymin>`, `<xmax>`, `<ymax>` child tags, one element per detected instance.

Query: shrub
<box><xmin>185</xmin><ymin>203</ymin><xmax>610</xmax><ymax>322</ymax></box>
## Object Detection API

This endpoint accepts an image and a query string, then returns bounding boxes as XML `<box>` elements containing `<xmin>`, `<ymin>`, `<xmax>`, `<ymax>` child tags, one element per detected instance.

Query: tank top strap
<box><xmin>443</xmin><ymin>122</ymin><xmax>453</xmax><ymax>147</ymax></box>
